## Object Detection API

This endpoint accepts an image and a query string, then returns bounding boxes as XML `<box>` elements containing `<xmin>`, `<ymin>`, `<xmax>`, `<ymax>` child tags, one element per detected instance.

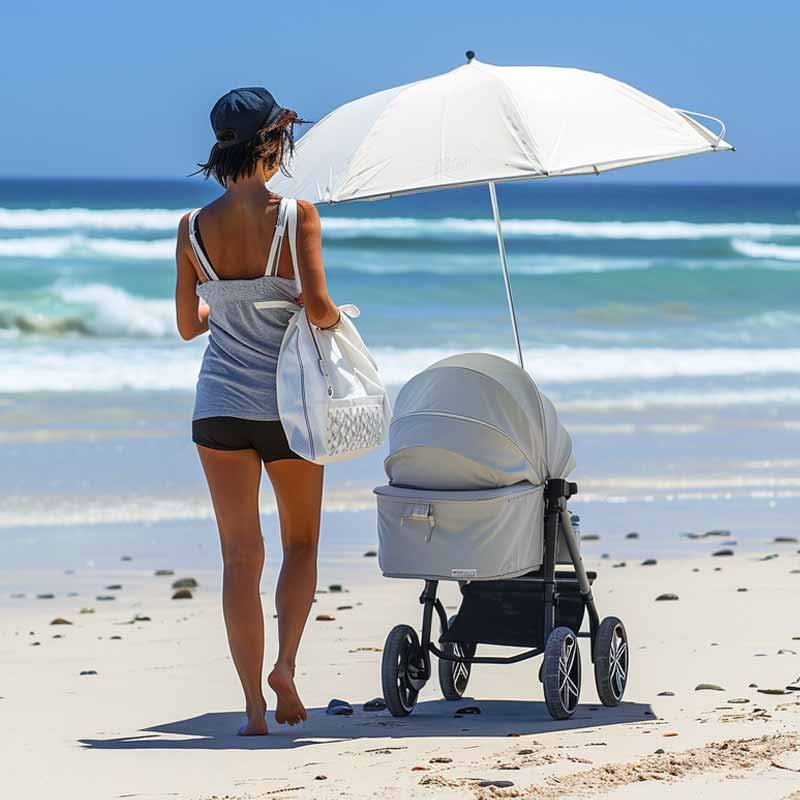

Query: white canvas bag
<box><xmin>276</xmin><ymin>199</ymin><xmax>391</xmax><ymax>464</ymax></box>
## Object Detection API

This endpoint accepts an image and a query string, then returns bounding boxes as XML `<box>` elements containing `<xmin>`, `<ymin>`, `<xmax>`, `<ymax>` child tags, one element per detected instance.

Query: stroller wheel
<box><xmin>381</xmin><ymin>624</ymin><xmax>423</xmax><ymax>717</ymax></box>
<box><xmin>594</xmin><ymin>616</ymin><xmax>628</xmax><ymax>706</ymax></box>
<box><xmin>543</xmin><ymin>626</ymin><xmax>581</xmax><ymax>720</ymax></box>
<box><xmin>438</xmin><ymin>616</ymin><xmax>475</xmax><ymax>700</ymax></box>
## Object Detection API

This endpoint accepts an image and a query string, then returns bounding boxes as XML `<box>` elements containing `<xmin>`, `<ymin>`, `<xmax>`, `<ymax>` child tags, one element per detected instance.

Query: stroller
<box><xmin>374</xmin><ymin>353</ymin><xmax>629</xmax><ymax>720</ymax></box>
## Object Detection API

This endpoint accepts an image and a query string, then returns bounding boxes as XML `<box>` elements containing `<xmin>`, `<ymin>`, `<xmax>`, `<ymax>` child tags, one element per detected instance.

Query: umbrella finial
<box><xmin>465</xmin><ymin>50</ymin><xmax>476</xmax><ymax>63</ymax></box>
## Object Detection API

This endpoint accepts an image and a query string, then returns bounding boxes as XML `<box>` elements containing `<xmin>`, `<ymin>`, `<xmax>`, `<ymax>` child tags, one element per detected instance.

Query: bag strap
<box><xmin>264</xmin><ymin>198</ymin><xmax>289</xmax><ymax>277</ymax></box>
<box><xmin>285</xmin><ymin>198</ymin><xmax>302</xmax><ymax>294</ymax></box>
<box><xmin>187</xmin><ymin>209</ymin><xmax>219</xmax><ymax>281</ymax></box>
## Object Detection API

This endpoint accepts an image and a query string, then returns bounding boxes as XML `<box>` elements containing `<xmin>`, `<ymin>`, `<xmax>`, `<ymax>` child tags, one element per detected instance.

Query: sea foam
<box><xmin>3</xmin><ymin>343</ymin><xmax>799</xmax><ymax>394</ymax></box>
<box><xmin>2</xmin><ymin>206</ymin><xmax>800</xmax><ymax>241</ymax></box>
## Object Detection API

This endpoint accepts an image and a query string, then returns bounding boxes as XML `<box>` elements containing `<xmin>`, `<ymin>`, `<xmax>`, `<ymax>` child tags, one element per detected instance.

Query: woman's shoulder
<box><xmin>295</xmin><ymin>199</ymin><xmax>320</xmax><ymax>233</ymax></box>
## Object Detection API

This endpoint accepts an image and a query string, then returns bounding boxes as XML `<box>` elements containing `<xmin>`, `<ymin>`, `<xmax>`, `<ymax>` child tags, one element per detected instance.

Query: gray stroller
<box><xmin>374</xmin><ymin>353</ymin><xmax>629</xmax><ymax>720</ymax></box>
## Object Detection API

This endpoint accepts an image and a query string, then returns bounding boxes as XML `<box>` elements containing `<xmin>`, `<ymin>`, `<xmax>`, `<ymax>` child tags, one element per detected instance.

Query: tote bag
<box><xmin>276</xmin><ymin>199</ymin><xmax>391</xmax><ymax>464</ymax></box>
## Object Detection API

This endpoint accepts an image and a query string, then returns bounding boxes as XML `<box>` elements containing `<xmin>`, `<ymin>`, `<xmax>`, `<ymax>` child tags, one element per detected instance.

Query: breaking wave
<box><xmin>2</xmin><ymin>206</ymin><xmax>800</xmax><ymax>241</ymax></box>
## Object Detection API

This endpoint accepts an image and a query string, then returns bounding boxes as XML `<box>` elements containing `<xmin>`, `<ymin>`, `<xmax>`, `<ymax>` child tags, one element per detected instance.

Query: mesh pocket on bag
<box><xmin>325</xmin><ymin>397</ymin><xmax>385</xmax><ymax>456</ymax></box>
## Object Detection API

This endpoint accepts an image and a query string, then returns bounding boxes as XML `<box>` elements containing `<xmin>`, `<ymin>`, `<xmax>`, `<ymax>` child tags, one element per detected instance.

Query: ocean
<box><xmin>1</xmin><ymin>178</ymin><xmax>799</xmax><ymax>570</ymax></box>
<box><xmin>1</xmin><ymin>179</ymin><xmax>799</xmax><ymax>409</ymax></box>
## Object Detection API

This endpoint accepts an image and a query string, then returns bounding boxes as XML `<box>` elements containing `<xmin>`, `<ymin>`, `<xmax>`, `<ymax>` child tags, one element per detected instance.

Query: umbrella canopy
<box><xmin>269</xmin><ymin>55</ymin><xmax>732</xmax><ymax>368</ymax></box>
<box><xmin>269</xmin><ymin>57</ymin><xmax>732</xmax><ymax>203</ymax></box>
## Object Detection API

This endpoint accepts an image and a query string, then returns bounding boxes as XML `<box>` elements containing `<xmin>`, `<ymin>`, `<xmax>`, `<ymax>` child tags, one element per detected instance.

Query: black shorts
<box><xmin>192</xmin><ymin>417</ymin><xmax>303</xmax><ymax>463</ymax></box>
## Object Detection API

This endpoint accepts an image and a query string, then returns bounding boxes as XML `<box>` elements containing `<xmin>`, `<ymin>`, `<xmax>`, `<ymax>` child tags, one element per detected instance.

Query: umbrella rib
<box><xmin>475</xmin><ymin>62</ymin><xmax>545</xmax><ymax>174</ymax></box>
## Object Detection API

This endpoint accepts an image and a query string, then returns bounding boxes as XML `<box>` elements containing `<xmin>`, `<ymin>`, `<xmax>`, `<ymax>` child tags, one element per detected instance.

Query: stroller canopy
<box><xmin>386</xmin><ymin>353</ymin><xmax>575</xmax><ymax>491</ymax></box>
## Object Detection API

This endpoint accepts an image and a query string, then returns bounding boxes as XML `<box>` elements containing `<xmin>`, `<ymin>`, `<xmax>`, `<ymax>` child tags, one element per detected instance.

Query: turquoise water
<box><xmin>1</xmin><ymin>179</ymin><xmax>799</xmax><ymax>411</ymax></box>
<box><xmin>2</xmin><ymin>180</ymin><xmax>799</xmax><ymax>563</ymax></box>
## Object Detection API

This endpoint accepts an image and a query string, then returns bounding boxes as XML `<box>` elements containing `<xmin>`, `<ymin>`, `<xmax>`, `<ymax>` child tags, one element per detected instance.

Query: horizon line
<box><xmin>0</xmin><ymin>176</ymin><xmax>798</xmax><ymax>189</ymax></box>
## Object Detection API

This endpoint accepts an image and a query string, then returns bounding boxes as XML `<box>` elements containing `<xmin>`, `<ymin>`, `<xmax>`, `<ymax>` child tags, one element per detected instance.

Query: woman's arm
<box><xmin>175</xmin><ymin>214</ymin><xmax>210</xmax><ymax>341</ymax></box>
<box><xmin>295</xmin><ymin>200</ymin><xmax>340</xmax><ymax>329</ymax></box>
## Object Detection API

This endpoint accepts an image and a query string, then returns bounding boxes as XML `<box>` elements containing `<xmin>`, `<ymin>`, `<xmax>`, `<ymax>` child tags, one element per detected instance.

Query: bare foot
<box><xmin>268</xmin><ymin>664</ymin><xmax>307</xmax><ymax>725</ymax></box>
<box><xmin>238</xmin><ymin>699</ymin><xmax>268</xmax><ymax>736</ymax></box>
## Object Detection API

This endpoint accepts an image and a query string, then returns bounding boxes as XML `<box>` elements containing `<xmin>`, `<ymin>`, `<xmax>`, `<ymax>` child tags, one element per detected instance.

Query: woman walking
<box><xmin>174</xmin><ymin>88</ymin><xmax>339</xmax><ymax>735</ymax></box>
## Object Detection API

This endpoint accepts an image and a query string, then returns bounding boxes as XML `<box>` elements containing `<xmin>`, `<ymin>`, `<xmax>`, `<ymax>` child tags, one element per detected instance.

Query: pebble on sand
<box><xmin>363</xmin><ymin>550</ymin><xmax>377</xmax><ymax>557</ymax></box>
<box><xmin>429</xmin><ymin>757</ymin><xmax>452</xmax><ymax>763</ymax></box>
<box><xmin>133</xmin><ymin>614</ymin><xmax>151</xmax><ymax>622</ymax></box>
<box><xmin>695</xmin><ymin>683</ymin><xmax>725</xmax><ymax>691</ymax></box>
<box><xmin>79</xmin><ymin>608</ymin><xmax>95</xmax><ymax>614</ymax></box>
<box><xmin>728</xmin><ymin>698</ymin><xmax>750</xmax><ymax>704</ymax></box>
<box><xmin>154</xmin><ymin>569</ymin><xmax>175</xmax><ymax>576</ymax></box>
<box><xmin>655</xmin><ymin>593</ymin><xmax>679</xmax><ymax>601</ymax></box>
<box><xmin>121</xmin><ymin>555</ymin><xmax>133</xmax><ymax>561</ymax></box>
<box><xmin>171</xmin><ymin>589</ymin><xmax>193</xmax><ymax>600</ymax></box>
<box><xmin>172</xmin><ymin>577</ymin><xmax>198</xmax><ymax>589</ymax></box>
<box><xmin>328</xmin><ymin>584</ymin><xmax>343</xmax><ymax>592</ymax></box>
<box><xmin>712</xmin><ymin>549</ymin><xmax>734</xmax><ymax>557</ymax></box>
<box><xmin>36</xmin><ymin>593</ymin><xmax>55</xmax><ymax>599</ymax></box>
<box><xmin>737</xmin><ymin>587</ymin><xmax>748</xmax><ymax>592</ymax></box>
<box><xmin>582</xmin><ymin>534</ymin><xmax>600</xmax><ymax>541</ymax></box>
<box><xmin>110</xmin><ymin>635</ymin><xmax>122</xmax><ymax>640</ymax></box>
<box><xmin>613</xmin><ymin>562</ymin><xmax>627</xmax><ymax>568</ymax></box>
<box><xmin>657</xmin><ymin>691</ymin><xmax>675</xmax><ymax>696</ymax></box>
<box><xmin>337</xmin><ymin>605</ymin><xmax>353</xmax><ymax>611</ymax></box>
<box><xmin>773</xmin><ymin>536</ymin><xmax>798</xmax><ymax>543</ymax></box>
<box><xmin>106</xmin><ymin>584</ymin><xmax>122</xmax><ymax>590</ymax></box>
<box><xmin>757</xmin><ymin>688</ymin><xmax>789</xmax><ymax>695</ymax></box>
<box><xmin>704</xmin><ymin>529</ymin><xmax>731</xmax><ymax>537</ymax></box>
<box><xmin>642</xmin><ymin>559</ymin><xmax>658</xmax><ymax>566</ymax></box>
<box><xmin>80</xmin><ymin>670</ymin><xmax>98</xmax><ymax>676</ymax></box>
<box><xmin>625</xmin><ymin>531</ymin><xmax>640</xmax><ymax>539</ymax></box>
<box><xmin>50</xmin><ymin>618</ymin><xmax>72</xmax><ymax>625</ymax></box>
<box><xmin>316</xmin><ymin>614</ymin><xmax>336</xmax><ymax>621</ymax></box>
<box><xmin>96</xmin><ymin>595</ymin><xmax>115</xmax><ymax>601</ymax></box>
<box><xmin>479</xmin><ymin>781</ymin><xmax>514</xmax><ymax>789</ymax></box>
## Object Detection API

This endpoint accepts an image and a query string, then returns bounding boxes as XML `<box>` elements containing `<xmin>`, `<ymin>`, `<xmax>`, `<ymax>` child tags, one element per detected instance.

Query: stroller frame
<box><xmin>381</xmin><ymin>478</ymin><xmax>629</xmax><ymax>720</ymax></box>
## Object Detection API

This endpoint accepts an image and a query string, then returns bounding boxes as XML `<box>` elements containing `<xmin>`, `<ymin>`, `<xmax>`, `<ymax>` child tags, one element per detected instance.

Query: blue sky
<box><xmin>1</xmin><ymin>1</ymin><xmax>796</xmax><ymax>182</ymax></box>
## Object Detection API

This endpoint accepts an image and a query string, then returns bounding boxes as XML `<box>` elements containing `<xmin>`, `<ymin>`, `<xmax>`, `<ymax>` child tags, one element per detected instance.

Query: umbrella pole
<box><xmin>488</xmin><ymin>181</ymin><xmax>524</xmax><ymax>369</ymax></box>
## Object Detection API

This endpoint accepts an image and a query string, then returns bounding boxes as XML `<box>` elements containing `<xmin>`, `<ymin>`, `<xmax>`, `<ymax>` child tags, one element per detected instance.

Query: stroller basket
<box><xmin>441</xmin><ymin>571</ymin><xmax>596</xmax><ymax>649</ymax></box>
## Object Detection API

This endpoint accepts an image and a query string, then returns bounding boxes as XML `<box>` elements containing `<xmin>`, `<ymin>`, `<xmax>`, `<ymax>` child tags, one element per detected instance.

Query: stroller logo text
<box><xmin>451</xmin><ymin>568</ymin><xmax>478</xmax><ymax>578</ymax></box>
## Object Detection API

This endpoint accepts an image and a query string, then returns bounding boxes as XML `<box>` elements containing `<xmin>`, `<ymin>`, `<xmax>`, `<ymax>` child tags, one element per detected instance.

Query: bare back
<box><xmin>187</xmin><ymin>193</ymin><xmax>298</xmax><ymax>282</ymax></box>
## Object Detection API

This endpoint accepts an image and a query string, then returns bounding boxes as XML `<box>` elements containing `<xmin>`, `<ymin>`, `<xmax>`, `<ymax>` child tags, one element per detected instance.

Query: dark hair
<box><xmin>195</xmin><ymin>110</ymin><xmax>306</xmax><ymax>187</ymax></box>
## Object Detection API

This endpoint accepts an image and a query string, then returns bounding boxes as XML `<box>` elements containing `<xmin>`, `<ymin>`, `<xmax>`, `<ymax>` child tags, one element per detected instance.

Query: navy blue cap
<box><xmin>210</xmin><ymin>87</ymin><xmax>287</xmax><ymax>149</ymax></box>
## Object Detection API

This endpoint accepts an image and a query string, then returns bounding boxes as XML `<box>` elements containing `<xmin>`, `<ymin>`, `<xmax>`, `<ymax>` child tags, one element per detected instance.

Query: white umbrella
<box><xmin>270</xmin><ymin>53</ymin><xmax>733</xmax><ymax>367</ymax></box>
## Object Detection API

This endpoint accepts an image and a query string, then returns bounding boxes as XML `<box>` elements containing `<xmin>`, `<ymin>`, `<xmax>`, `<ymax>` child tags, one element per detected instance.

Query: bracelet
<box><xmin>320</xmin><ymin>310</ymin><xmax>342</xmax><ymax>331</ymax></box>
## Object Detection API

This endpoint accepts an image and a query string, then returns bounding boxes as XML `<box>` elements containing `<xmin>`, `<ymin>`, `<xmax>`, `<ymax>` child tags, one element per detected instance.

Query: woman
<box><xmin>174</xmin><ymin>87</ymin><xmax>339</xmax><ymax>736</ymax></box>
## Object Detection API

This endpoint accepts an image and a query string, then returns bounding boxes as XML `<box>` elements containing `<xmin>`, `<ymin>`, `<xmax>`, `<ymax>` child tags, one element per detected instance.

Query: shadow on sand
<box><xmin>79</xmin><ymin>698</ymin><xmax>654</xmax><ymax>751</ymax></box>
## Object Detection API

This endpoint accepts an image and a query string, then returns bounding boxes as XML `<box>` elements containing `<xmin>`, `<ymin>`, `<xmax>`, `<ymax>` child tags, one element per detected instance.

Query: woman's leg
<box><xmin>197</xmin><ymin>445</ymin><xmax>268</xmax><ymax>736</ymax></box>
<box><xmin>264</xmin><ymin>458</ymin><xmax>324</xmax><ymax>725</ymax></box>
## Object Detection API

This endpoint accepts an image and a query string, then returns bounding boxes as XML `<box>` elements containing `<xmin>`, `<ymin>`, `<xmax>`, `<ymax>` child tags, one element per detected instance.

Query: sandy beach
<box><xmin>2</xmin><ymin>540</ymin><xmax>799</xmax><ymax>799</ymax></box>
<box><xmin>2</xmin><ymin>381</ymin><xmax>800</xmax><ymax>798</ymax></box>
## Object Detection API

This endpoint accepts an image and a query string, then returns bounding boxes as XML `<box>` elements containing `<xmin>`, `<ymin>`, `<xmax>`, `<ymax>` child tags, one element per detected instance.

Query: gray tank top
<box><xmin>189</xmin><ymin>198</ymin><xmax>299</xmax><ymax>422</ymax></box>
